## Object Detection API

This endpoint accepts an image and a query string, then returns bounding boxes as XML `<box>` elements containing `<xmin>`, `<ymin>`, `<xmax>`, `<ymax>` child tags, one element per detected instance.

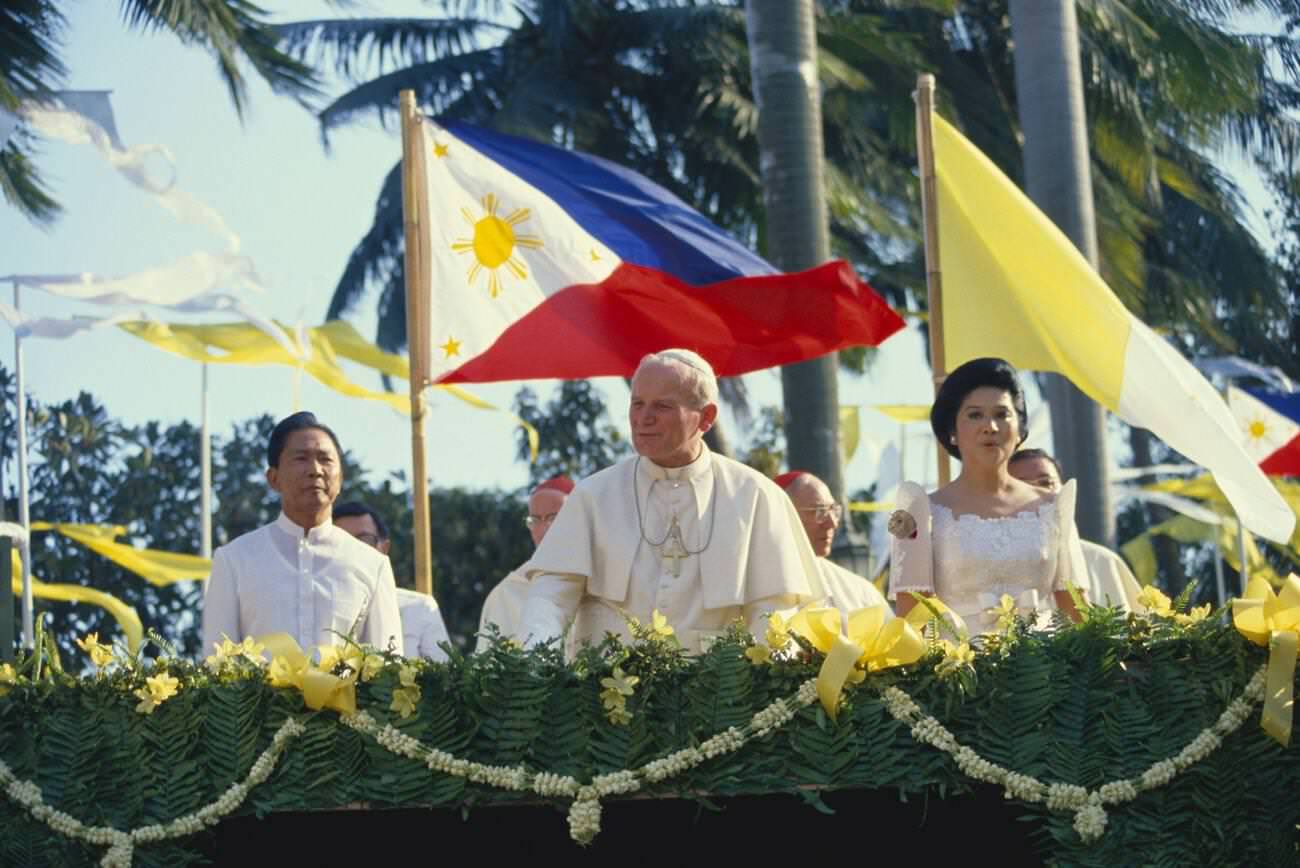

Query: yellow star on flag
<box><xmin>433</xmin><ymin>142</ymin><xmax>449</xmax><ymax>158</ymax></box>
<box><xmin>1248</xmin><ymin>418</ymin><xmax>1268</xmax><ymax>440</ymax></box>
<box><xmin>589</xmin><ymin>249</ymin><xmax>602</xmax><ymax>262</ymax></box>
<box><xmin>439</xmin><ymin>336</ymin><xmax>462</xmax><ymax>358</ymax></box>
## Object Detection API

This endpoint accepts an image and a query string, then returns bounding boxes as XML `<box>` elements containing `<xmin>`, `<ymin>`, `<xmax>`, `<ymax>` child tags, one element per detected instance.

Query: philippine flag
<box><xmin>411</xmin><ymin>117</ymin><xmax>905</xmax><ymax>384</ymax></box>
<box><xmin>1228</xmin><ymin>386</ymin><xmax>1300</xmax><ymax>476</ymax></box>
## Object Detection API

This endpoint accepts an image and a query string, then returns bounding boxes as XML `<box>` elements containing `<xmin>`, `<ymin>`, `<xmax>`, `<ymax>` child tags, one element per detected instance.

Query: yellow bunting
<box><xmin>848</xmin><ymin>501</ymin><xmax>894</xmax><ymax>513</ymax></box>
<box><xmin>872</xmin><ymin>404</ymin><xmax>931</xmax><ymax>423</ymax></box>
<box><xmin>838</xmin><ymin>405</ymin><xmax>860</xmax><ymax>464</ymax></box>
<box><xmin>12</xmin><ymin>550</ymin><xmax>144</xmax><ymax>652</ymax></box>
<box><xmin>259</xmin><ymin>632</ymin><xmax>357</xmax><ymax>715</ymax></box>
<box><xmin>118</xmin><ymin>318</ymin><xmax>541</xmax><ymax>461</ymax></box>
<box><xmin>33</xmin><ymin>522</ymin><xmax>210</xmax><ymax>586</ymax></box>
<box><xmin>1232</xmin><ymin>574</ymin><xmax>1300</xmax><ymax>746</ymax></box>
<box><xmin>789</xmin><ymin>604</ymin><xmax>926</xmax><ymax>719</ymax></box>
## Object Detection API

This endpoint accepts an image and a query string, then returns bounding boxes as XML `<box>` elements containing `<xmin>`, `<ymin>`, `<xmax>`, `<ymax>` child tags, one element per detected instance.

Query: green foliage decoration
<box><xmin>0</xmin><ymin>614</ymin><xmax>1297</xmax><ymax>866</ymax></box>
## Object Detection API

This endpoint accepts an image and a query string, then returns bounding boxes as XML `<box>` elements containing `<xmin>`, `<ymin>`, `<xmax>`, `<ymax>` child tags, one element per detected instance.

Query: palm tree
<box><xmin>1</xmin><ymin>0</ymin><xmax>318</xmax><ymax>223</ymax></box>
<box><xmin>746</xmin><ymin>0</ymin><xmax>843</xmax><ymax>497</ymax></box>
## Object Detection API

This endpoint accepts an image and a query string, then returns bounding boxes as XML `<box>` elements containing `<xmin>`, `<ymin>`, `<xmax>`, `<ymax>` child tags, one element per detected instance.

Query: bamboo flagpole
<box><xmin>914</xmin><ymin>74</ymin><xmax>951</xmax><ymax>486</ymax></box>
<box><xmin>200</xmin><ymin>363</ymin><xmax>212</xmax><ymax>559</ymax></box>
<box><xmin>12</xmin><ymin>281</ymin><xmax>33</xmax><ymax>648</ymax></box>
<box><xmin>399</xmin><ymin>89</ymin><xmax>435</xmax><ymax>597</ymax></box>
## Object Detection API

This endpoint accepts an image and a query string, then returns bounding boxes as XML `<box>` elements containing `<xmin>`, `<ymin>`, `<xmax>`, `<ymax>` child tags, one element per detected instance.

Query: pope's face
<box><xmin>267</xmin><ymin>428</ymin><xmax>342</xmax><ymax>516</ymax></box>
<box><xmin>629</xmin><ymin>363</ymin><xmax>717</xmax><ymax>467</ymax></box>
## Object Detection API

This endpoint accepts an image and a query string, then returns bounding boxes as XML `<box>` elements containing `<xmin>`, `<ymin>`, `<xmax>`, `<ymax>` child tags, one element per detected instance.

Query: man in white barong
<box><xmin>334</xmin><ymin>501</ymin><xmax>449</xmax><ymax>660</ymax></box>
<box><xmin>518</xmin><ymin>350</ymin><xmax>824</xmax><ymax>654</ymax></box>
<box><xmin>201</xmin><ymin>412</ymin><xmax>404</xmax><ymax>657</ymax></box>
<box><xmin>1009</xmin><ymin>448</ymin><xmax>1143</xmax><ymax>612</ymax></box>
<box><xmin>476</xmin><ymin>476</ymin><xmax>573</xmax><ymax>652</ymax></box>
<box><xmin>775</xmin><ymin>470</ymin><xmax>892</xmax><ymax>616</ymax></box>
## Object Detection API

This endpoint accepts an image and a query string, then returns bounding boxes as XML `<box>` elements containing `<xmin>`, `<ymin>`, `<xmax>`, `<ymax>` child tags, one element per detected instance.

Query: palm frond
<box><xmin>117</xmin><ymin>0</ymin><xmax>320</xmax><ymax>118</ymax></box>
<box><xmin>275</xmin><ymin>16</ymin><xmax>509</xmax><ymax>84</ymax></box>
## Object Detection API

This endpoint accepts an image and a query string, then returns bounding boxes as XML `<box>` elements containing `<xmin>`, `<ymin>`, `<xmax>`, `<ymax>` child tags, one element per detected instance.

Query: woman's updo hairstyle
<box><xmin>930</xmin><ymin>357</ymin><xmax>1029</xmax><ymax>460</ymax></box>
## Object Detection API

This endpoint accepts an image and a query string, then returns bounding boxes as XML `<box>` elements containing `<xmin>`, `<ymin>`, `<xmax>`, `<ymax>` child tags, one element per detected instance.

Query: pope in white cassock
<box><xmin>201</xmin><ymin>413</ymin><xmax>404</xmax><ymax>657</ymax></box>
<box><xmin>775</xmin><ymin>470</ymin><xmax>892</xmax><ymax>616</ymax></box>
<box><xmin>518</xmin><ymin>350</ymin><xmax>825</xmax><ymax>654</ymax></box>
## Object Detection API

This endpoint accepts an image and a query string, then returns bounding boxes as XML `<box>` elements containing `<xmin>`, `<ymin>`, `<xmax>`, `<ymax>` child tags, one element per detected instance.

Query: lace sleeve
<box><xmin>1051</xmin><ymin>479</ymin><xmax>1089</xmax><ymax>594</ymax></box>
<box><xmin>888</xmin><ymin>481</ymin><xmax>934</xmax><ymax>599</ymax></box>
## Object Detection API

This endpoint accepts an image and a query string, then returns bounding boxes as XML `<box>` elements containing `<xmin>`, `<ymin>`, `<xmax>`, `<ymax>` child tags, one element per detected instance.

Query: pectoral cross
<box><xmin>662</xmin><ymin>517</ymin><xmax>690</xmax><ymax>577</ymax></box>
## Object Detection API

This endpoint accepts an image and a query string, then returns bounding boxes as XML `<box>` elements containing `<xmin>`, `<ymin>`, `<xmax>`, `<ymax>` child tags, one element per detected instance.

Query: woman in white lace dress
<box><xmin>889</xmin><ymin>358</ymin><xmax>1084</xmax><ymax>635</ymax></box>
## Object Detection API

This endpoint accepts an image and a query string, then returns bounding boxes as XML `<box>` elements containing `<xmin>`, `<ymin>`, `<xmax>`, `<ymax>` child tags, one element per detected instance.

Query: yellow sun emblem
<box><xmin>1248</xmin><ymin>418</ymin><xmax>1268</xmax><ymax>440</ymax></box>
<box><xmin>451</xmin><ymin>193</ymin><xmax>543</xmax><ymax>298</ymax></box>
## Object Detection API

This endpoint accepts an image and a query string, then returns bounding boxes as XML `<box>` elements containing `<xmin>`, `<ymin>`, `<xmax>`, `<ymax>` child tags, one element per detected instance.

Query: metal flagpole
<box><xmin>12</xmin><ymin>281</ymin><xmax>33</xmax><ymax>649</ymax></box>
<box><xmin>1235</xmin><ymin>513</ymin><xmax>1251</xmax><ymax>595</ymax></box>
<box><xmin>1211</xmin><ymin>529</ymin><xmax>1226</xmax><ymax>606</ymax></box>
<box><xmin>200</xmin><ymin>363</ymin><xmax>212</xmax><ymax>559</ymax></box>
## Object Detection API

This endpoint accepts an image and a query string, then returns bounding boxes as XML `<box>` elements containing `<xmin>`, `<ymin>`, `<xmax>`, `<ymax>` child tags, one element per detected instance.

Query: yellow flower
<box><xmin>317</xmin><ymin>645</ymin><xmax>345</xmax><ymax>673</ymax></box>
<box><xmin>0</xmin><ymin>663</ymin><xmax>16</xmax><ymax>697</ymax></box>
<box><xmin>1137</xmin><ymin>586</ymin><xmax>1173</xmax><ymax>615</ymax></box>
<box><xmin>765</xmin><ymin>611</ymin><xmax>791</xmax><ymax>649</ymax></box>
<box><xmin>398</xmin><ymin>664</ymin><xmax>420</xmax><ymax>688</ymax></box>
<box><xmin>268</xmin><ymin>656</ymin><xmax>303</xmax><ymax>689</ymax></box>
<box><xmin>990</xmin><ymin>595</ymin><xmax>1018</xmax><ymax>633</ymax></box>
<box><xmin>359</xmin><ymin>654</ymin><xmax>386</xmax><ymax>682</ymax></box>
<box><xmin>1175</xmin><ymin>603</ymin><xmax>1212</xmax><ymax>626</ymax></box>
<box><xmin>935</xmin><ymin>641</ymin><xmax>976</xmax><ymax>681</ymax></box>
<box><xmin>744</xmin><ymin>645</ymin><xmax>772</xmax><ymax>666</ymax></box>
<box><xmin>76</xmin><ymin>632</ymin><xmax>114</xmax><ymax>668</ymax></box>
<box><xmin>650</xmin><ymin>610</ymin><xmax>675</xmax><ymax>639</ymax></box>
<box><xmin>599</xmin><ymin>666</ymin><xmax>639</xmax><ymax>697</ymax></box>
<box><xmin>607</xmin><ymin>705</ymin><xmax>633</xmax><ymax>726</ymax></box>
<box><xmin>390</xmin><ymin>686</ymin><xmax>421</xmax><ymax>719</ymax></box>
<box><xmin>133</xmin><ymin>672</ymin><xmax>180</xmax><ymax>715</ymax></box>
<box><xmin>236</xmin><ymin>637</ymin><xmax>266</xmax><ymax>661</ymax></box>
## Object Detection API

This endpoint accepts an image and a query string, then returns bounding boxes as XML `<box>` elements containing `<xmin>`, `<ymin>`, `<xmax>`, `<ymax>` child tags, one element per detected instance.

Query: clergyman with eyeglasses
<box><xmin>474</xmin><ymin>476</ymin><xmax>574</xmax><ymax>652</ymax></box>
<box><xmin>775</xmin><ymin>470</ymin><xmax>892</xmax><ymax>617</ymax></box>
<box><xmin>516</xmin><ymin>349</ymin><xmax>825</xmax><ymax>656</ymax></box>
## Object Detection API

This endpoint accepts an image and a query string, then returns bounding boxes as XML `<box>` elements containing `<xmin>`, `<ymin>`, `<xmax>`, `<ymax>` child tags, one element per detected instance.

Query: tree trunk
<box><xmin>746</xmin><ymin>0</ymin><xmax>844</xmax><ymax>499</ymax></box>
<box><xmin>1009</xmin><ymin>0</ymin><xmax>1114</xmax><ymax>546</ymax></box>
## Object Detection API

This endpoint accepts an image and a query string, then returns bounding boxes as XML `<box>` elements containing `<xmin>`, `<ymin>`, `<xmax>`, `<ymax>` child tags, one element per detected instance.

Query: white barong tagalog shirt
<box><xmin>201</xmin><ymin>512</ymin><xmax>404</xmax><ymax>657</ymax></box>
<box><xmin>396</xmin><ymin>587</ymin><xmax>451</xmax><ymax>661</ymax></box>
<box><xmin>519</xmin><ymin>445</ymin><xmax>824</xmax><ymax>655</ymax></box>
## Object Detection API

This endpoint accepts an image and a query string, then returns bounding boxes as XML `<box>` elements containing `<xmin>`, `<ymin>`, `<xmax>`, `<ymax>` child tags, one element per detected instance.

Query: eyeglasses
<box><xmin>798</xmin><ymin>503</ymin><xmax>843</xmax><ymax>522</ymax></box>
<box><xmin>352</xmin><ymin>532</ymin><xmax>382</xmax><ymax>547</ymax></box>
<box><xmin>524</xmin><ymin>513</ymin><xmax>559</xmax><ymax>529</ymax></box>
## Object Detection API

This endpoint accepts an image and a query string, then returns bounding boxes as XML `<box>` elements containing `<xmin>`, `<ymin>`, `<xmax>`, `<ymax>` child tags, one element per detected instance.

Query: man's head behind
<box><xmin>526</xmin><ymin>476</ymin><xmax>573</xmax><ymax>547</ymax></box>
<box><xmin>266</xmin><ymin>412</ymin><xmax>344</xmax><ymax>518</ymax></box>
<box><xmin>1008</xmin><ymin>448</ymin><xmax>1063</xmax><ymax>492</ymax></box>
<box><xmin>777</xmin><ymin>471</ymin><xmax>842</xmax><ymax>558</ymax></box>
<box><xmin>629</xmin><ymin>349</ymin><xmax>719</xmax><ymax>467</ymax></box>
<box><xmin>333</xmin><ymin>501</ymin><xmax>391</xmax><ymax>554</ymax></box>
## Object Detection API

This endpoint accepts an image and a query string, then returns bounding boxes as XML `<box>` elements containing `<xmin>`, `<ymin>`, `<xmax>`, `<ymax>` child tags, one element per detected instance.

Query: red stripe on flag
<box><xmin>437</xmin><ymin>260</ymin><xmax>904</xmax><ymax>383</ymax></box>
<box><xmin>1260</xmin><ymin>438</ymin><xmax>1300</xmax><ymax>477</ymax></box>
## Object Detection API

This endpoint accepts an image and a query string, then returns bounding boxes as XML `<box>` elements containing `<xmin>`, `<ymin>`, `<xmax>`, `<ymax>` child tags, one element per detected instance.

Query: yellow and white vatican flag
<box><xmin>929</xmin><ymin>112</ymin><xmax>1294</xmax><ymax>544</ymax></box>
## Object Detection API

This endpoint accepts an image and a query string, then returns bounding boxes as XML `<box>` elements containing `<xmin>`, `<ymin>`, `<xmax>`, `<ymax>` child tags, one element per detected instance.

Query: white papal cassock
<box><xmin>518</xmin><ymin>445</ymin><xmax>825</xmax><ymax>654</ymax></box>
<box><xmin>814</xmin><ymin>557</ymin><xmax>892</xmax><ymax>616</ymax></box>
<box><xmin>476</xmin><ymin>565</ymin><xmax>530</xmax><ymax>653</ymax></box>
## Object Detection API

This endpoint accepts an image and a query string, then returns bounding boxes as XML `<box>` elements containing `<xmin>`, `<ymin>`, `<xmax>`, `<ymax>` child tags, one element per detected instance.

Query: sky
<box><xmin>18</xmin><ymin>1</ymin><xmax>1283</xmax><ymax>521</ymax></box>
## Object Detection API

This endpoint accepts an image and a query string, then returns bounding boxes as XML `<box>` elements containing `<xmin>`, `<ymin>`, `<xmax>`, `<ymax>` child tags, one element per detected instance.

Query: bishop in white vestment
<box><xmin>518</xmin><ymin>351</ymin><xmax>823</xmax><ymax>654</ymax></box>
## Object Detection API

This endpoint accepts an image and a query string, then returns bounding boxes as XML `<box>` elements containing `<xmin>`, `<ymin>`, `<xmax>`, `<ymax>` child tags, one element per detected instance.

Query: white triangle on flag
<box><xmin>1226</xmin><ymin>385</ymin><xmax>1300</xmax><ymax>464</ymax></box>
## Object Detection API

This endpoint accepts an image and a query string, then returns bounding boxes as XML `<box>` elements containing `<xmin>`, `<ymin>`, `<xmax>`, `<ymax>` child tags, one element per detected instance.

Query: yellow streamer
<box><xmin>118</xmin><ymin>319</ymin><xmax>540</xmax><ymax>461</ymax></box>
<box><xmin>10</xmin><ymin>550</ymin><xmax>144</xmax><ymax>652</ymax></box>
<box><xmin>789</xmin><ymin>603</ymin><xmax>926</xmax><ymax>719</ymax></box>
<box><xmin>33</xmin><ymin>522</ymin><xmax>210</xmax><ymax>586</ymax></box>
<box><xmin>848</xmin><ymin>501</ymin><xmax>894</xmax><ymax>513</ymax></box>
<box><xmin>872</xmin><ymin>404</ymin><xmax>931</xmax><ymax>423</ymax></box>
<box><xmin>260</xmin><ymin>632</ymin><xmax>356</xmax><ymax>715</ymax></box>
<box><xmin>1232</xmin><ymin>574</ymin><xmax>1300</xmax><ymax>746</ymax></box>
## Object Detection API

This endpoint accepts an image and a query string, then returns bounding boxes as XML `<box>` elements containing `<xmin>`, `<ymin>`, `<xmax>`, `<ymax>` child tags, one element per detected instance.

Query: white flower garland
<box><xmin>877</xmin><ymin>664</ymin><xmax>1268</xmax><ymax>842</ymax></box>
<box><xmin>0</xmin><ymin>716</ymin><xmax>305</xmax><ymax>867</ymax></box>
<box><xmin>342</xmin><ymin>678</ymin><xmax>821</xmax><ymax>845</ymax></box>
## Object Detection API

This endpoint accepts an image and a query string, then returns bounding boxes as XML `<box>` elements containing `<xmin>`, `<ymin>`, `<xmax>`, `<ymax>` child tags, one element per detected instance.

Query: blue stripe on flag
<box><xmin>1245</xmin><ymin>387</ymin><xmax>1300</xmax><ymax>424</ymax></box>
<box><xmin>442</xmin><ymin>120</ymin><xmax>776</xmax><ymax>284</ymax></box>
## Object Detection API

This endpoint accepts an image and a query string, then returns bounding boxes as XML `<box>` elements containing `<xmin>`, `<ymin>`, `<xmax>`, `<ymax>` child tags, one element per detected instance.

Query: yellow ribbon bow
<box><xmin>260</xmin><ymin>633</ymin><xmax>357</xmax><ymax>715</ymax></box>
<box><xmin>789</xmin><ymin>604</ymin><xmax>927</xmax><ymax>719</ymax></box>
<box><xmin>1232</xmin><ymin>574</ymin><xmax>1300</xmax><ymax>747</ymax></box>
